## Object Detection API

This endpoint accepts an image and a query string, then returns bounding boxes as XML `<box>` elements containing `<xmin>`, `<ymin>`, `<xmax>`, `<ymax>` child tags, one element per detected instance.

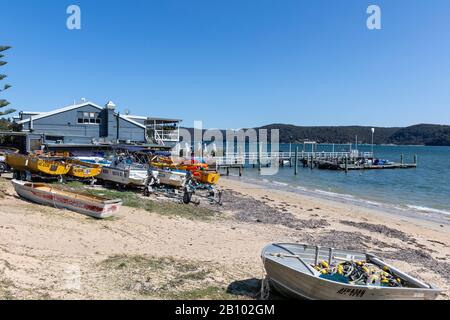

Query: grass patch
<box><xmin>54</xmin><ymin>182</ymin><xmax>217</xmax><ymax>220</ymax></box>
<box><xmin>102</xmin><ymin>254</ymin><xmax>168</xmax><ymax>271</ymax></box>
<box><xmin>0</xmin><ymin>177</ymin><xmax>10</xmax><ymax>198</ymax></box>
<box><xmin>166</xmin><ymin>286</ymin><xmax>236</xmax><ymax>300</ymax></box>
<box><xmin>98</xmin><ymin>254</ymin><xmax>237</xmax><ymax>300</ymax></box>
<box><xmin>0</xmin><ymin>270</ymin><xmax>16</xmax><ymax>300</ymax></box>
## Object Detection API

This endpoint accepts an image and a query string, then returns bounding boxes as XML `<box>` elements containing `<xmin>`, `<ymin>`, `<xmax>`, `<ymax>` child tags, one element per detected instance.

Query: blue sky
<box><xmin>1</xmin><ymin>0</ymin><xmax>450</xmax><ymax>128</ymax></box>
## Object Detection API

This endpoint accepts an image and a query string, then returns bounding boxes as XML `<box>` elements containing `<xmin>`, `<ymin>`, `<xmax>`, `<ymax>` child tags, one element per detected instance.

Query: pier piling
<box><xmin>294</xmin><ymin>147</ymin><xmax>298</xmax><ymax>175</ymax></box>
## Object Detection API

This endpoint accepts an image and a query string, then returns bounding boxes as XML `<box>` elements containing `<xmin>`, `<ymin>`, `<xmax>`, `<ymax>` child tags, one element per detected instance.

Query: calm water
<box><xmin>232</xmin><ymin>144</ymin><xmax>450</xmax><ymax>223</ymax></box>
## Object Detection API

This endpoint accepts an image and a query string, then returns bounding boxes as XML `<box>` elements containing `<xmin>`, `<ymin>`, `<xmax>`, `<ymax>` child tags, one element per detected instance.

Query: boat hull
<box><xmin>262</xmin><ymin>243</ymin><xmax>441</xmax><ymax>300</ymax></box>
<box><xmin>98</xmin><ymin>167</ymin><xmax>148</xmax><ymax>186</ymax></box>
<box><xmin>12</xmin><ymin>180</ymin><xmax>122</xmax><ymax>219</ymax></box>
<box><xmin>6</xmin><ymin>154</ymin><xmax>71</xmax><ymax>176</ymax></box>
<box><xmin>155</xmin><ymin>170</ymin><xmax>187</xmax><ymax>188</ymax></box>
<box><xmin>67</xmin><ymin>160</ymin><xmax>102</xmax><ymax>179</ymax></box>
<box><xmin>75</xmin><ymin>156</ymin><xmax>112</xmax><ymax>167</ymax></box>
<box><xmin>68</xmin><ymin>165</ymin><xmax>102</xmax><ymax>178</ymax></box>
<box><xmin>196</xmin><ymin>171</ymin><xmax>220</xmax><ymax>184</ymax></box>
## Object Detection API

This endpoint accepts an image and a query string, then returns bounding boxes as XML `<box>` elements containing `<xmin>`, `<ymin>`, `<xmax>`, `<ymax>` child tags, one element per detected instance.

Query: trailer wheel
<box><xmin>183</xmin><ymin>191</ymin><xmax>192</xmax><ymax>204</ymax></box>
<box><xmin>0</xmin><ymin>162</ymin><xmax>7</xmax><ymax>173</ymax></box>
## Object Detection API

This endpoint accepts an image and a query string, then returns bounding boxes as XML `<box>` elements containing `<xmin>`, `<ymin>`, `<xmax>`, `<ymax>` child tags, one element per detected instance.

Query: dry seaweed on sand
<box><xmin>221</xmin><ymin>191</ymin><xmax>330</xmax><ymax>230</ymax></box>
<box><xmin>301</xmin><ymin>230</ymin><xmax>392</xmax><ymax>252</ymax></box>
<box><xmin>340</xmin><ymin>220</ymin><xmax>414</xmax><ymax>242</ymax></box>
<box><xmin>382</xmin><ymin>248</ymin><xmax>450</xmax><ymax>281</ymax></box>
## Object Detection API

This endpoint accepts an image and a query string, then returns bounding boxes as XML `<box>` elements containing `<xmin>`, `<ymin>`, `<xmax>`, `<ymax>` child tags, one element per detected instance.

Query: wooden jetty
<box><xmin>318</xmin><ymin>161</ymin><xmax>417</xmax><ymax>171</ymax></box>
<box><xmin>213</xmin><ymin>151</ymin><xmax>417</xmax><ymax>175</ymax></box>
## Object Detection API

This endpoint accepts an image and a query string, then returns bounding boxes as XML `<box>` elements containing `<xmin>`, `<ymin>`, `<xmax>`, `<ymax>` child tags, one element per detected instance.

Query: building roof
<box><xmin>123</xmin><ymin>115</ymin><xmax>147</xmax><ymax>120</ymax></box>
<box><xmin>146</xmin><ymin>117</ymin><xmax>182</xmax><ymax>123</ymax></box>
<box><xmin>20</xmin><ymin>111</ymin><xmax>42</xmax><ymax>115</ymax></box>
<box><xmin>18</xmin><ymin>101</ymin><xmax>146</xmax><ymax>129</ymax></box>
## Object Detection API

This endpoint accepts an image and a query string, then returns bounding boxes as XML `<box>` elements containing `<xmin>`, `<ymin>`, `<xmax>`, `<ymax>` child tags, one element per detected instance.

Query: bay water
<box><xmin>231</xmin><ymin>144</ymin><xmax>450</xmax><ymax>224</ymax></box>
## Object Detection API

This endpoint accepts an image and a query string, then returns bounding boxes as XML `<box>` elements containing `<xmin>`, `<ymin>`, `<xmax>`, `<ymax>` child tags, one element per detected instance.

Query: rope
<box><xmin>50</xmin><ymin>184</ymin><xmax>59</xmax><ymax>209</ymax></box>
<box><xmin>259</xmin><ymin>254</ymin><xmax>270</xmax><ymax>300</ymax></box>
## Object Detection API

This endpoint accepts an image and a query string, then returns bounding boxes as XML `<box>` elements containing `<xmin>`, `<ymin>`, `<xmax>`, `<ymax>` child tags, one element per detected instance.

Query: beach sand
<box><xmin>0</xmin><ymin>176</ymin><xmax>449</xmax><ymax>299</ymax></box>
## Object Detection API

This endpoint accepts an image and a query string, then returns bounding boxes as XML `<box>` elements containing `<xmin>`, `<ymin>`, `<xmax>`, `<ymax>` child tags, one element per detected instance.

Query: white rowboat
<box><xmin>12</xmin><ymin>180</ymin><xmax>122</xmax><ymax>219</ymax></box>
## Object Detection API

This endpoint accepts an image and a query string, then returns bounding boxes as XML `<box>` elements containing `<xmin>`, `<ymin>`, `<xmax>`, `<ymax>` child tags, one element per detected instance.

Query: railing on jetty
<box><xmin>212</xmin><ymin>150</ymin><xmax>417</xmax><ymax>175</ymax></box>
<box><xmin>214</xmin><ymin>151</ymin><xmax>374</xmax><ymax>166</ymax></box>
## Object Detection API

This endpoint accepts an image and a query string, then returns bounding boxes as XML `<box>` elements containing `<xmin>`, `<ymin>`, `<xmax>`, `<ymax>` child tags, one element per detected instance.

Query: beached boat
<box><xmin>150</xmin><ymin>159</ymin><xmax>219</xmax><ymax>185</ymax></box>
<box><xmin>11</xmin><ymin>179</ymin><xmax>122</xmax><ymax>218</ymax></box>
<box><xmin>0</xmin><ymin>147</ymin><xmax>19</xmax><ymax>158</ymax></box>
<box><xmin>154</xmin><ymin>169</ymin><xmax>187</xmax><ymax>188</ymax></box>
<box><xmin>0</xmin><ymin>147</ymin><xmax>19</xmax><ymax>172</ymax></box>
<box><xmin>196</xmin><ymin>171</ymin><xmax>220</xmax><ymax>184</ymax></box>
<box><xmin>67</xmin><ymin>159</ymin><xmax>102</xmax><ymax>179</ymax></box>
<box><xmin>75</xmin><ymin>156</ymin><xmax>112</xmax><ymax>167</ymax></box>
<box><xmin>262</xmin><ymin>243</ymin><xmax>441</xmax><ymax>300</ymax></box>
<box><xmin>97</xmin><ymin>158</ymin><xmax>148</xmax><ymax>187</ymax></box>
<box><xmin>6</xmin><ymin>153</ymin><xmax>71</xmax><ymax>178</ymax></box>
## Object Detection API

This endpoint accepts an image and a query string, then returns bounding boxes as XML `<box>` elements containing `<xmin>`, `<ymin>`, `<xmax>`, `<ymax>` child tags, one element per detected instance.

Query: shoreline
<box><xmin>0</xmin><ymin>176</ymin><xmax>449</xmax><ymax>299</ymax></box>
<box><xmin>224</xmin><ymin>174</ymin><xmax>450</xmax><ymax>226</ymax></box>
<box><xmin>218</xmin><ymin>177</ymin><xmax>450</xmax><ymax>234</ymax></box>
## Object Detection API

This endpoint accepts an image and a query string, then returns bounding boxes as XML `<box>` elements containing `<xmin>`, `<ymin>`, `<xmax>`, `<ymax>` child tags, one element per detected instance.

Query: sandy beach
<box><xmin>0</xmin><ymin>175</ymin><xmax>449</xmax><ymax>300</ymax></box>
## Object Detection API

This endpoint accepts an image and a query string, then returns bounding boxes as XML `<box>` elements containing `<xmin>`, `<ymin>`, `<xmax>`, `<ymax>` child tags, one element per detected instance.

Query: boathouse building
<box><xmin>12</xmin><ymin>101</ymin><xmax>181</xmax><ymax>151</ymax></box>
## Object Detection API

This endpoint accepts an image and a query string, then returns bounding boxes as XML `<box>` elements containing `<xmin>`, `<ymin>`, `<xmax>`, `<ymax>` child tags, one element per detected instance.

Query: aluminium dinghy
<box><xmin>262</xmin><ymin>243</ymin><xmax>441</xmax><ymax>300</ymax></box>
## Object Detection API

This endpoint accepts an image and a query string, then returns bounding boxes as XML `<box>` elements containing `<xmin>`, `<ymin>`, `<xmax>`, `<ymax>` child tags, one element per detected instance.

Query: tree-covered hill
<box><xmin>184</xmin><ymin>123</ymin><xmax>450</xmax><ymax>146</ymax></box>
<box><xmin>257</xmin><ymin>123</ymin><xmax>450</xmax><ymax>146</ymax></box>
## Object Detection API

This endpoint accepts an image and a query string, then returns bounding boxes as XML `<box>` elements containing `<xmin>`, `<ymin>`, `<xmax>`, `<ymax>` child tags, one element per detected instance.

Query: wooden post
<box><xmin>226</xmin><ymin>167</ymin><xmax>230</xmax><ymax>176</ymax></box>
<box><xmin>400</xmin><ymin>154</ymin><xmax>404</xmax><ymax>165</ymax></box>
<box><xmin>258</xmin><ymin>142</ymin><xmax>262</xmax><ymax>172</ymax></box>
<box><xmin>294</xmin><ymin>147</ymin><xmax>298</xmax><ymax>175</ymax></box>
<box><xmin>345</xmin><ymin>157</ymin><xmax>348</xmax><ymax>173</ymax></box>
<box><xmin>414</xmin><ymin>154</ymin><xmax>417</xmax><ymax>165</ymax></box>
<box><xmin>289</xmin><ymin>147</ymin><xmax>293</xmax><ymax>168</ymax></box>
<box><xmin>239</xmin><ymin>166</ymin><xmax>242</xmax><ymax>177</ymax></box>
<box><xmin>310</xmin><ymin>155</ymin><xmax>313</xmax><ymax>169</ymax></box>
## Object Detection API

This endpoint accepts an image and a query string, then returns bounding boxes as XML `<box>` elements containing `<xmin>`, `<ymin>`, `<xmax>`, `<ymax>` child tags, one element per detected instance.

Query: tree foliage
<box><xmin>0</xmin><ymin>45</ymin><xmax>14</xmax><ymax>118</ymax></box>
<box><xmin>257</xmin><ymin>123</ymin><xmax>450</xmax><ymax>146</ymax></box>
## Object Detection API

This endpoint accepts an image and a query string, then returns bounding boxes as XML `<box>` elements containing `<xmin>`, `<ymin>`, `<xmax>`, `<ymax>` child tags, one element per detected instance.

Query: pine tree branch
<box><xmin>0</xmin><ymin>99</ymin><xmax>10</xmax><ymax>108</ymax></box>
<box><xmin>0</xmin><ymin>46</ymin><xmax>11</xmax><ymax>53</ymax></box>
<box><xmin>0</xmin><ymin>109</ymin><xmax>16</xmax><ymax>116</ymax></box>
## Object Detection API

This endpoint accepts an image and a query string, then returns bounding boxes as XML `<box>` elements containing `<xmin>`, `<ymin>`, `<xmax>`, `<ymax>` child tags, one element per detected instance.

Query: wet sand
<box><xmin>0</xmin><ymin>176</ymin><xmax>449</xmax><ymax>299</ymax></box>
